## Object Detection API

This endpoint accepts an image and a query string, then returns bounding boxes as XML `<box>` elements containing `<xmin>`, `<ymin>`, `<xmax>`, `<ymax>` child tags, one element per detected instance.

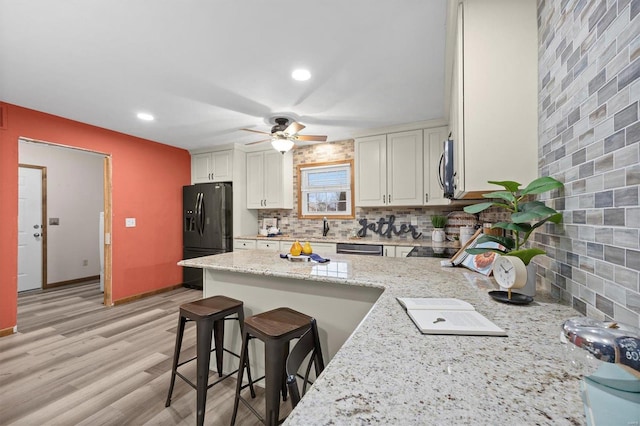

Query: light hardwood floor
<box><xmin>0</xmin><ymin>282</ymin><xmax>291</xmax><ymax>425</ymax></box>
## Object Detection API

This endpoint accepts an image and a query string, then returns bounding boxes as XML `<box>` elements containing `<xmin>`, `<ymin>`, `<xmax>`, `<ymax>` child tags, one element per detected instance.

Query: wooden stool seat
<box><xmin>166</xmin><ymin>295</ymin><xmax>254</xmax><ymax>426</ymax></box>
<box><xmin>231</xmin><ymin>307</ymin><xmax>317</xmax><ymax>426</ymax></box>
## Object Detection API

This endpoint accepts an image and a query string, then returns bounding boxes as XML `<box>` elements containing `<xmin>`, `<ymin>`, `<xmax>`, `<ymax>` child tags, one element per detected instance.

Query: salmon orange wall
<box><xmin>0</xmin><ymin>102</ymin><xmax>191</xmax><ymax>333</ymax></box>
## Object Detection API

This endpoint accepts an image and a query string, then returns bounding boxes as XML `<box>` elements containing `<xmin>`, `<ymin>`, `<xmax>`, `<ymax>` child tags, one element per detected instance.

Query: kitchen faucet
<box><xmin>322</xmin><ymin>217</ymin><xmax>330</xmax><ymax>237</ymax></box>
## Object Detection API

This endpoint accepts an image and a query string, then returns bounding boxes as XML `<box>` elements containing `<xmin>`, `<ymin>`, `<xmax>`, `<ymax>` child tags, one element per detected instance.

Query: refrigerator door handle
<box><xmin>198</xmin><ymin>192</ymin><xmax>206</xmax><ymax>236</ymax></box>
<box><xmin>195</xmin><ymin>192</ymin><xmax>204</xmax><ymax>236</ymax></box>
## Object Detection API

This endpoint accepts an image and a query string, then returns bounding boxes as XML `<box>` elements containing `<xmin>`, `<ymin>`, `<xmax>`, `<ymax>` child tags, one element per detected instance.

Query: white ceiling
<box><xmin>0</xmin><ymin>0</ymin><xmax>448</xmax><ymax>152</ymax></box>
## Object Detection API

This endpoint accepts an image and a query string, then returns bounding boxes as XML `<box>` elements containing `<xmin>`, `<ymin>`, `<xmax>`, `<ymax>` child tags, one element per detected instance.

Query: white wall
<box><xmin>19</xmin><ymin>141</ymin><xmax>104</xmax><ymax>284</ymax></box>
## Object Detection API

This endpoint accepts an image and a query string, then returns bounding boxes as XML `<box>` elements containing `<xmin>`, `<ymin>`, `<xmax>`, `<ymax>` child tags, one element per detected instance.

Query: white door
<box><xmin>18</xmin><ymin>167</ymin><xmax>43</xmax><ymax>292</ymax></box>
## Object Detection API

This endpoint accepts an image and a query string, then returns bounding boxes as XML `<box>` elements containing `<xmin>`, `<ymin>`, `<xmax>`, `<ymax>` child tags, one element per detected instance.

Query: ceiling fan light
<box><xmin>291</xmin><ymin>69</ymin><xmax>311</xmax><ymax>81</ymax></box>
<box><xmin>271</xmin><ymin>138</ymin><xmax>294</xmax><ymax>154</ymax></box>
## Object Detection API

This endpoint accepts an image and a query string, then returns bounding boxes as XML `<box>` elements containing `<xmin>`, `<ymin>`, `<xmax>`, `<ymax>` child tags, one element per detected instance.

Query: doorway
<box><xmin>17</xmin><ymin>138</ymin><xmax>113</xmax><ymax>306</ymax></box>
<box><xmin>17</xmin><ymin>165</ymin><xmax>46</xmax><ymax>292</ymax></box>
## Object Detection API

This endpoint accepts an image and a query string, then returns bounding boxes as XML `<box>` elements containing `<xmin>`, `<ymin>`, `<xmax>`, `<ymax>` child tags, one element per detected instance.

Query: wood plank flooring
<box><xmin>0</xmin><ymin>283</ymin><xmax>291</xmax><ymax>425</ymax></box>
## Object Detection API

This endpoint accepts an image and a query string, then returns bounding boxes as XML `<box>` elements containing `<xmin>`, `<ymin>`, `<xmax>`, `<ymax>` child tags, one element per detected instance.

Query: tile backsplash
<box><xmin>538</xmin><ymin>0</ymin><xmax>639</xmax><ymax>326</ymax></box>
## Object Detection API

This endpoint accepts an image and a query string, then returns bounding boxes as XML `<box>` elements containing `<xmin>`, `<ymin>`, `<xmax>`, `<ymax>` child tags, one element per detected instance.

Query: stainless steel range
<box><xmin>407</xmin><ymin>246</ymin><xmax>459</xmax><ymax>258</ymax></box>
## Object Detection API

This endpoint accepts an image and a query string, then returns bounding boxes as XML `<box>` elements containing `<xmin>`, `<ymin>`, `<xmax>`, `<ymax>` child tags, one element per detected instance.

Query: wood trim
<box><xmin>46</xmin><ymin>275</ymin><xmax>100</xmax><ymax>289</ymax></box>
<box><xmin>113</xmin><ymin>284</ymin><xmax>184</xmax><ymax>306</ymax></box>
<box><xmin>18</xmin><ymin>164</ymin><xmax>48</xmax><ymax>291</ymax></box>
<box><xmin>0</xmin><ymin>326</ymin><xmax>15</xmax><ymax>337</ymax></box>
<box><xmin>103</xmin><ymin>156</ymin><xmax>113</xmax><ymax>307</ymax></box>
<box><xmin>297</xmin><ymin>159</ymin><xmax>355</xmax><ymax>220</ymax></box>
<box><xmin>0</xmin><ymin>102</ymin><xmax>7</xmax><ymax>129</ymax></box>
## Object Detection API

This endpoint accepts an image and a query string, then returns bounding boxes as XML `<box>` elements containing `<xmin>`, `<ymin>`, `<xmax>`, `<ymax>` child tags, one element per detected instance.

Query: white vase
<box><xmin>432</xmin><ymin>228</ymin><xmax>445</xmax><ymax>242</ymax></box>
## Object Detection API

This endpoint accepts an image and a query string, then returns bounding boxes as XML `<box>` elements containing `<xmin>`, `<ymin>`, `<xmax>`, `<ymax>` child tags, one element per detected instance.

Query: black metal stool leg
<box><xmin>165</xmin><ymin>314</ymin><xmax>186</xmax><ymax>407</ymax></box>
<box><xmin>213</xmin><ymin>318</ymin><xmax>224</xmax><ymax>377</ymax></box>
<box><xmin>236</xmin><ymin>309</ymin><xmax>256</xmax><ymax>399</ymax></box>
<box><xmin>196</xmin><ymin>318</ymin><xmax>214</xmax><ymax>426</ymax></box>
<box><xmin>231</xmin><ymin>329</ymin><xmax>250</xmax><ymax>426</ymax></box>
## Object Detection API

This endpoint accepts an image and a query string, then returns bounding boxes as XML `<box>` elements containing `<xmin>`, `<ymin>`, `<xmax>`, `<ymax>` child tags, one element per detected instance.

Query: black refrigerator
<box><xmin>183</xmin><ymin>182</ymin><xmax>233</xmax><ymax>289</ymax></box>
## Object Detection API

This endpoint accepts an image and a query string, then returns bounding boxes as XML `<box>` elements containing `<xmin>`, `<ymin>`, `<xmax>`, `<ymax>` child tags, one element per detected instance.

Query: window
<box><xmin>297</xmin><ymin>160</ymin><xmax>354</xmax><ymax>219</ymax></box>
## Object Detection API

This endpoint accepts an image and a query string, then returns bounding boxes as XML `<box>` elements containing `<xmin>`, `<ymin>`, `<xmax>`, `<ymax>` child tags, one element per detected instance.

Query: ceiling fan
<box><xmin>241</xmin><ymin>117</ymin><xmax>328</xmax><ymax>153</ymax></box>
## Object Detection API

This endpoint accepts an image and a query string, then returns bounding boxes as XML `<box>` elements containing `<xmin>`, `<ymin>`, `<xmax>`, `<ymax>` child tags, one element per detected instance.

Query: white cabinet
<box><xmin>448</xmin><ymin>0</ymin><xmax>537</xmax><ymax>199</ymax></box>
<box><xmin>234</xmin><ymin>239</ymin><xmax>257</xmax><ymax>250</ymax></box>
<box><xmin>191</xmin><ymin>150</ymin><xmax>233</xmax><ymax>183</ymax></box>
<box><xmin>383</xmin><ymin>246</ymin><xmax>395</xmax><ymax>257</ymax></box>
<box><xmin>256</xmin><ymin>240</ymin><xmax>280</xmax><ymax>251</ymax></box>
<box><xmin>355</xmin><ymin>130</ymin><xmax>423</xmax><ymax>207</ymax></box>
<box><xmin>312</xmin><ymin>242</ymin><xmax>336</xmax><ymax>254</ymax></box>
<box><xmin>246</xmin><ymin>150</ymin><xmax>293</xmax><ymax>209</ymax></box>
<box><xmin>423</xmin><ymin>127</ymin><xmax>450</xmax><ymax>205</ymax></box>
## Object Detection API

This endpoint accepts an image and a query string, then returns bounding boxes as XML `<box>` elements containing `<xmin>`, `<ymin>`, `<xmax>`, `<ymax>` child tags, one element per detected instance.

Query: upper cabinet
<box><xmin>355</xmin><ymin>130</ymin><xmax>424</xmax><ymax>207</ymax></box>
<box><xmin>191</xmin><ymin>150</ymin><xmax>233</xmax><ymax>183</ymax></box>
<box><xmin>448</xmin><ymin>0</ymin><xmax>538</xmax><ymax>199</ymax></box>
<box><xmin>423</xmin><ymin>126</ymin><xmax>450</xmax><ymax>205</ymax></box>
<box><xmin>246</xmin><ymin>150</ymin><xmax>293</xmax><ymax>209</ymax></box>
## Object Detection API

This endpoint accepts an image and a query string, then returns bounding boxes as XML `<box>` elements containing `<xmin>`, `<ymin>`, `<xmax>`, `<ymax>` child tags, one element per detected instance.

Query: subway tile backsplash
<box><xmin>539</xmin><ymin>0</ymin><xmax>640</xmax><ymax>326</ymax></box>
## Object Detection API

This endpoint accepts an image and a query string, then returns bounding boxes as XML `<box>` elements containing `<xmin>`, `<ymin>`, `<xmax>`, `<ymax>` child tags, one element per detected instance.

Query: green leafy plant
<box><xmin>431</xmin><ymin>215</ymin><xmax>447</xmax><ymax>229</ymax></box>
<box><xmin>463</xmin><ymin>176</ymin><xmax>564</xmax><ymax>265</ymax></box>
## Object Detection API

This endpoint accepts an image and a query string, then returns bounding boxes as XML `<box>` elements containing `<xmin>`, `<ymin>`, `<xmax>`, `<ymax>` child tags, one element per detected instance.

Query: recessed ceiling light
<box><xmin>291</xmin><ymin>69</ymin><xmax>311</xmax><ymax>81</ymax></box>
<box><xmin>137</xmin><ymin>112</ymin><xmax>154</xmax><ymax>121</ymax></box>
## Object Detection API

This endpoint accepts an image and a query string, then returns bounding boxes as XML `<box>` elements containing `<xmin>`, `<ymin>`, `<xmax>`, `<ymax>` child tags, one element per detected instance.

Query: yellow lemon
<box><xmin>302</xmin><ymin>242</ymin><xmax>312</xmax><ymax>255</ymax></box>
<box><xmin>290</xmin><ymin>240</ymin><xmax>302</xmax><ymax>256</ymax></box>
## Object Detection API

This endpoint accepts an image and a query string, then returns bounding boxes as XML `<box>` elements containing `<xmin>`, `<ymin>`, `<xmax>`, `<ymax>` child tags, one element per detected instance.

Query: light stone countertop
<box><xmin>180</xmin><ymin>250</ymin><xmax>585</xmax><ymax>425</ymax></box>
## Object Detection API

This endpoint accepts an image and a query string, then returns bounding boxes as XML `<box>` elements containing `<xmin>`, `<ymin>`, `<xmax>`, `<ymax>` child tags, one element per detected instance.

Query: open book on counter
<box><xmin>397</xmin><ymin>297</ymin><xmax>507</xmax><ymax>336</ymax></box>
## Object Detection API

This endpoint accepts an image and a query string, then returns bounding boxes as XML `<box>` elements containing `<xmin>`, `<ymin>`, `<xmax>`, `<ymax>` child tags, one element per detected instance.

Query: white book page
<box><xmin>407</xmin><ymin>309</ymin><xmax>507</xmax><ymax>336</ymax></box>
<box><xmin>397</xmin><ymin>298</ymin><xmax>474</xmax><ymax>311</ymax></box>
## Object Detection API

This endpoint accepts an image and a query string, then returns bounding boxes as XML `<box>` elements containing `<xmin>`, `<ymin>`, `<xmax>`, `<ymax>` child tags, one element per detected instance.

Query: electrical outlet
<box><xmin>125</xmin><ymin>218</ymin><xmax>136</xmax><ymax>227</ymax></box>
<box><xmin>411</xmin><ymin>216</ymin><xmax>418</xmax><ymax>226</ymax></box>
<box><xmin>82</xmin><ymin>259</ymin><xmax>88</xmax><ymax>266</ymax></box>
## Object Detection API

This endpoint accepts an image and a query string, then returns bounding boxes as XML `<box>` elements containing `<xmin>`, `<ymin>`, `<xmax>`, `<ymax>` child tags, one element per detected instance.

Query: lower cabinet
<box><xmin>383</xmin><ymin>246</ymin><xmax>395</xmax><ymax>257</ymax></box>
<box><xmin>395</xmin><ymin>246</ymin><xmax>415</xmax><ymax>257</ymax></box>
<box><xmin>234</xmin><ymin>239</ymin><xmax>257</xmax><ymax>250</ymax></box>
<box><xmin>257</xmin><ymin>240</ymin><xmax>280</xmax><ymax>251</ymax></box>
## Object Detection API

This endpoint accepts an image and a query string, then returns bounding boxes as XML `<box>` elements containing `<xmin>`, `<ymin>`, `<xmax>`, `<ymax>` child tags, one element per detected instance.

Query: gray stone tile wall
<box><xmin>539</xmin><ymin>0</ymin><xmax>640</xmax><ymax>327</ymax></box>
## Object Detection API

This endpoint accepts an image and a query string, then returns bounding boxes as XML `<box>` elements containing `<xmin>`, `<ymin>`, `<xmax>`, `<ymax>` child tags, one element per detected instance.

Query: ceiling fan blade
<box><xmin>295</xmin><ymin>135</ymin><xmax>328</xmax><ymax>142</ymax></box>
<box><xmin>245</xmin><ymin>138</ymin><xmax>271</xmax><ymax>145</ymax></box>
<box><xmin>241</xmin><ymin>128</ymin><xmax>271</xmax><ymax>136</ymax></box>
<box><xmin>284</xmin><ymin>121</ymin><xmax>305</xmax><ymax>135</ymax></box>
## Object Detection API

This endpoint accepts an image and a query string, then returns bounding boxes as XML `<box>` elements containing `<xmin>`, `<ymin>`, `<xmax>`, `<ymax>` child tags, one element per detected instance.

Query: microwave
<box><xmin>438</xmin><ymin>137</ymin><xmax>455</xmax><ymax>199</ymax></box>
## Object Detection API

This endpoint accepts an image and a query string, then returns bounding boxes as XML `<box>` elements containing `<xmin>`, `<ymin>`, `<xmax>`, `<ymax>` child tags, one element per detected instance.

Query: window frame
<box><xmin>297</xmin><ymin>160</ymin><xmax>355</xmax><ymax>219</ymax></box>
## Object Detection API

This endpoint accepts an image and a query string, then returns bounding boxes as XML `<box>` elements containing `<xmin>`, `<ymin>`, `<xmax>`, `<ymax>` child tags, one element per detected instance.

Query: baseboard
<box><xmin>0</xmin><ymin>326</ymin><xmax>16</xmax><ymax>337</ymax></box>
<box><xmin>46</xmin><ymin>275</ymin><xmax>100</xmax><ymax>289</ymax></box>
<box><xmin>113</xmin><ymin>284</ymin><xmax>185</xmax><ymax>306</ymax></box>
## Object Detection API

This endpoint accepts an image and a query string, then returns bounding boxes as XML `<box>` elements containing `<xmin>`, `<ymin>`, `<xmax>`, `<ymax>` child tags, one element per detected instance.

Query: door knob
<box><xmin>34</xmin><ymin>233</ymin><xmax>40</xmax><ymax>237</ymax></box>
<box><xmin>33</xmin><ymin>224</ymin><xmax>40</xmax><ymax>229</ymax></box>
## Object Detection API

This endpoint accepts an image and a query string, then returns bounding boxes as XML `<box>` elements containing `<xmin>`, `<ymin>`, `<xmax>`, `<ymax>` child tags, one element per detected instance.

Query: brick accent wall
<box><xmin>538</xmin><ymin>0</ymin><xmax>640</xmax><ymax>326</ymax></box>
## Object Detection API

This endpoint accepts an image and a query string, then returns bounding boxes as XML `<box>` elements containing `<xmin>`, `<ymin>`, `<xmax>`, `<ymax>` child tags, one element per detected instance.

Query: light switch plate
<box><xmin>125</xmin><ymin>218</ymin><xmax>136</xmax><ymax>227</ymax></box>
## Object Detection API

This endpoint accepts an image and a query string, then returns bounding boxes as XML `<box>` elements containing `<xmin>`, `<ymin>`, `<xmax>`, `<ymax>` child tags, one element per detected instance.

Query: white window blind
<box><xmin>300</xmin><ymin>163</ymin><xmax>352</xmax><ymax>216</ymax></box>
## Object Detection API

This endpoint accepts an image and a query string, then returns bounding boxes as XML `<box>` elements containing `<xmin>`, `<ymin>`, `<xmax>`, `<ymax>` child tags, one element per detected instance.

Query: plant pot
<box><xmin>432</xmin><ymin>228</ymin><xmax>445</xmax><ymax>242</ymax></box>
<box><xmin>518</xmin><ymin>262</ymin><xmax>536</xmax><ymax>298</ymax></box>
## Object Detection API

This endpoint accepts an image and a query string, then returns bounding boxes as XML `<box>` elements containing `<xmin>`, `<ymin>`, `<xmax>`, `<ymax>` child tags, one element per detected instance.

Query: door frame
<box><xmin>18</xmin><ymin>164</ymin><xmax>47</xmax><ymax>290</ymax></box>
<box><xmin>18</xmin><ymin>138</ymin><xmax>113</xmax><ymax>306</ymax></box>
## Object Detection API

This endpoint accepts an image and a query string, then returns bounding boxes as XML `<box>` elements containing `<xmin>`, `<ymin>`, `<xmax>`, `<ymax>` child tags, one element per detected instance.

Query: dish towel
<box><xmin>279</xmin><ymin>253</ymin><xmax>330</xmax><ymax>263</ymax></box>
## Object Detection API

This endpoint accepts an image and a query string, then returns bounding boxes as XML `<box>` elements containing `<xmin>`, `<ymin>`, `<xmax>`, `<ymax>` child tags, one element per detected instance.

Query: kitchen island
<box><xmin>180</xmin><ymin>250</ymin><xmax>585</xmax><ymax>425</ymax></box>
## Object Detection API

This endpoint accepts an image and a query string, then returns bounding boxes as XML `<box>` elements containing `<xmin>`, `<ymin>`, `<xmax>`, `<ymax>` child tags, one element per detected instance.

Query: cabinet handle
<box><xmin>383</xmin><ymin>194</ymin><xmax>385</xmax><ymax>204</ymax></box>
<box><xmin>425</xmin><ymin>193</ymin><xmax>429</xmax><ymax>202</ymax></box>
<box><xmin>388</xmin><ymin>194</ymin><xmax>391</xmax><ymax>203</ymax></box>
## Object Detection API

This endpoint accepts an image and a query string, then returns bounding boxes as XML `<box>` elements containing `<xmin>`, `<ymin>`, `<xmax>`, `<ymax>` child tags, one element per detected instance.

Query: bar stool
<box><xmin>231</xmin><ymin>307</ymin><xmax>319</xmax><ymax>426</ymax></box>
<box><xmin>165</xmin><ymin>295</ymin><xmax>255</xmax><ymax>426</ymax></box>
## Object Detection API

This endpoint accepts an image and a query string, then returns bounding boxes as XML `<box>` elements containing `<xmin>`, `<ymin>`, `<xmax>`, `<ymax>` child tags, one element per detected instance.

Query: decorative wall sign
<box><xmin>357</xmin><ymin>215</ymin><xmax>422</xmax><ymax>239</ymax></box>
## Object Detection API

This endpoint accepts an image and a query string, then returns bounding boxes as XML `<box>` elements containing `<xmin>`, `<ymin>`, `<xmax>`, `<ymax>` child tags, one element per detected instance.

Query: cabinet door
<box><xmin>310</xmin><ymin>242</ymin><xmax>336</xmax><ymax>254</ymax></box>
<box><xmin>355</xmin><ymin>135</ymin><xmax>387</xmax><ymax>206</ymax></box>
<box><xmin>191</xmin><ymin>152</ymin><xmax>213</xmax><ymax>183</ymax></box>
<box><xmin>423</xmin><ymin>127</ymin><xmax>450</xmax><ymax>205</ymax></box>
<box><xmin>211</xmin><ymin>150</ymin><xmax>233</xmax><ymax>181</ymax></box>
<box><xmin>387</xmin><ymin>130</ymin><xmax>423</xmax><ymax>206</ymax></box>
<box><xmin>263</xmin><ymin>150</ymin><xmax>285</xmax><ymax>208</ymax></box>
<box><xmin>383</xmin><ymin>246</ymin><xmax>396</xmax><ymax>257</ymax></box>
<box><xmin>246</xmin><ymin>152</ymin><xmax>265</xmax><ymax>208</ymax></box>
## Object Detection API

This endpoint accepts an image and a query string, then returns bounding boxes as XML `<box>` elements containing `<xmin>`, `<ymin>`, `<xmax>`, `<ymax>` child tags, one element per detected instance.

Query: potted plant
<box><xmin>431</xmin><ymin>215</ymin><xmax>447</xmax><ymax>242</ymax></box>
<box><xmin>462</xmin><ymin>176</ymin><xmax>564</xmax><ymax>265</ymax></box>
